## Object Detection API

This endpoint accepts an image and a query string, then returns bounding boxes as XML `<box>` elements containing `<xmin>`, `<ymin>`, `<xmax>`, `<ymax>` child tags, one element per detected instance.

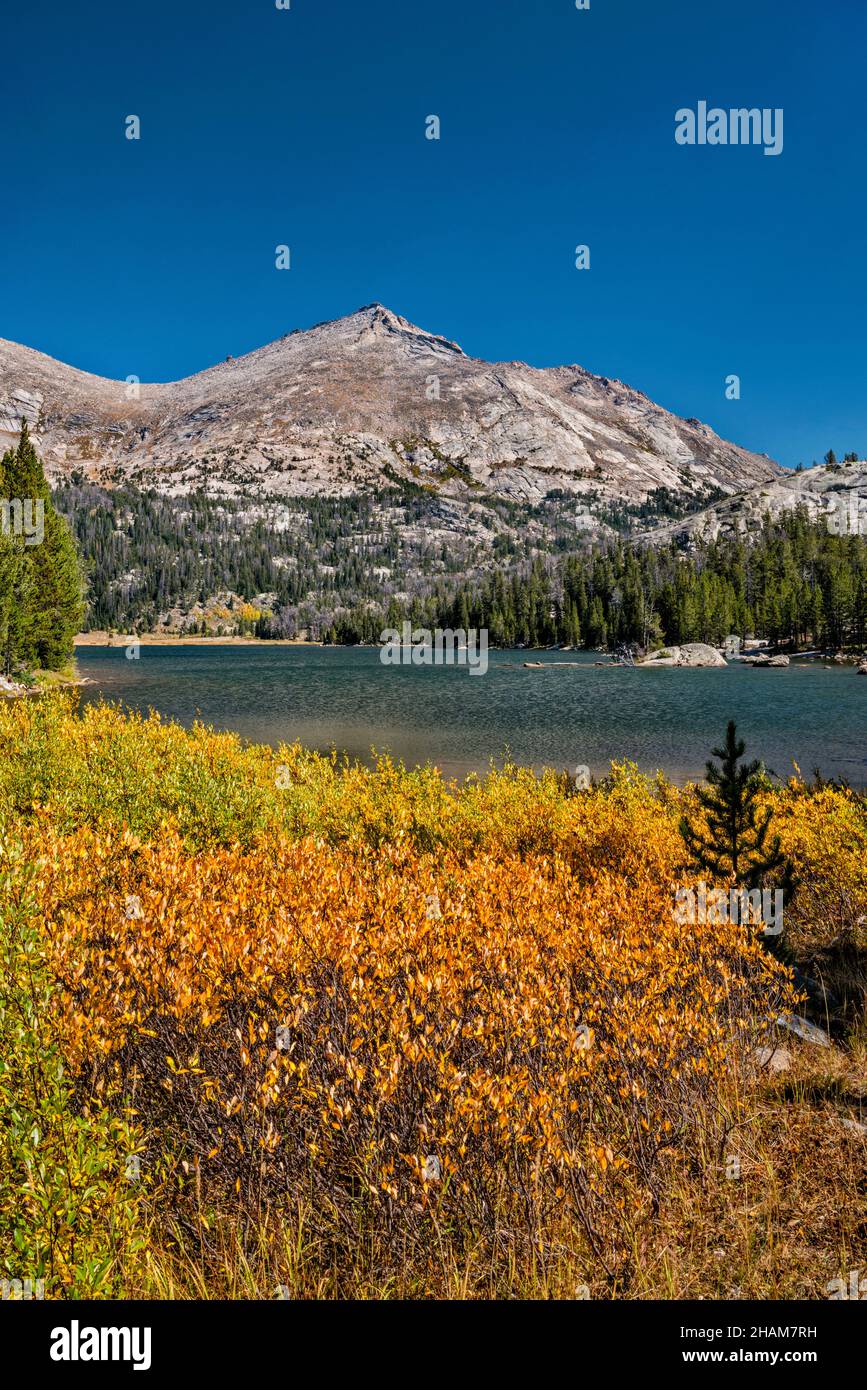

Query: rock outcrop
<box><xmin>637</xmin><ymin>457</ymin><xmax>867</xmax><ymax>546</ymax></box>
<box><xmin>0</xmin><ymin>385</ymin><xmax>42</xmax><ymax>453</ymax></box>
<box><xmin>639</xmin><ymin>643</ymin><xmax>727</xmax><ymax>668</ymax></box>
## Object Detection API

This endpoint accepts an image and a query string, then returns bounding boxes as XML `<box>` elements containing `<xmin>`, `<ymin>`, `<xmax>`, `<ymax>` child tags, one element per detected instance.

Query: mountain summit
<box><xmin>0</xmin><ymin>306</ymin><xmax>781</xmax><ymax>506</ymax></box>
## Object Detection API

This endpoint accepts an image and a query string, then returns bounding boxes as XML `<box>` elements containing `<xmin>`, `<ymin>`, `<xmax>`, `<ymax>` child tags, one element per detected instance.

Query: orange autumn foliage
<box><xmin>33</xmin><ymin>820</ymin><xmax>794</xmax><ymax>1277</ymax></box>
<box><xmin>3</xmin><ymin>697</ymin><xmax>864</xmax><ymax>1289</ymax></box>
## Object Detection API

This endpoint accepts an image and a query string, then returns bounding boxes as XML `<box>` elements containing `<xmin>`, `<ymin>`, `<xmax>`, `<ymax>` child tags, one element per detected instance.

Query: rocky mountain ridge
<box><xmin>0</xmin><ymin>303</ymin><xmax>782</xmax><ymax>514</ymax></box>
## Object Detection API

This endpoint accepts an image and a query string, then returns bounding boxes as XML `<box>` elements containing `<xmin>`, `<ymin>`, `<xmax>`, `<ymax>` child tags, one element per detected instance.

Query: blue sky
<box><xmin>2</xmin><ymin>0</ymin><xmax>865</xmax><ymax>468</ymax></box>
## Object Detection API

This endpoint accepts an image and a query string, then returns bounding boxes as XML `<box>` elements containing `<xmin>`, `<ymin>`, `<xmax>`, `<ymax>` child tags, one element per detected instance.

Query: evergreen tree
<box><xmin>679</xmin><ymin>721</ymin><xmax>794</xmax><ymax>896</ymax></box>
<box><xmin>0</xmin><ymin>530</ymin><xmax>33</xmax><ymax>675</ymax></box>
<box><xmin>0</xmin><ymin>424</ymin><xmax>84</xmax><ymax>672</ymax></box>
<box><xmin>47</xmin><ymin>473</ymin><xmax>867</xmax><ymax>652</ymax></box>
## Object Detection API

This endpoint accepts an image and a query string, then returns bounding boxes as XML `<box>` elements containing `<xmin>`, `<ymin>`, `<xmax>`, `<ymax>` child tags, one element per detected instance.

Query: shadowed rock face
<box><xmin>0</xmin><ymin>304</ymin><xmax>781</xmax><ymax>511</ymax></box>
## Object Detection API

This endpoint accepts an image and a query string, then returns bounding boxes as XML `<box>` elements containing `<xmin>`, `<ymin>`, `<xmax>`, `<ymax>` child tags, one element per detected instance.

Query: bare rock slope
<box><xmin>0</xmin><ymin>304</ymin><xmax>782</xmax><ymax>509</ymax></box>
<box><xmin>636</xmin><ymin>458</ymin><xmax>867</xmax><ymax>544</ymax></box>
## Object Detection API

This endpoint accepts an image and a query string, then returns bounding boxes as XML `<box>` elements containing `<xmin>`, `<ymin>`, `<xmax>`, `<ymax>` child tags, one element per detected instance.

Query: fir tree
<box><xmin>679</xmin><ymin>721</ymin><xmax>795</xmax><ymax>895</ymax></box>
<box><xmin>0</xmin><ymin>423</ymin><xmax>84</xmax><ymax>672</ymax></box>
<box><xmin>0</xmin><ymin>531</ymin><xmax>33</xmax><ymax>675</ymax></box>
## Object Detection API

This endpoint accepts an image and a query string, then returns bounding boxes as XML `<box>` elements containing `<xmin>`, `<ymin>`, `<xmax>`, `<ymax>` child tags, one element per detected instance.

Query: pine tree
<box><xmin>0</xmin><ymin>423</ymin><xmax>84</xmax><ymax>672</ymax></box>
<box><xmin>0</xmin><ymin>531</ymin><xmax>33</xmax><ymax>675</ymax></box>
<box><xmin>679</xmin><ymin>721</ymin><xmax>794</xmax><ymax>894</ymax></box>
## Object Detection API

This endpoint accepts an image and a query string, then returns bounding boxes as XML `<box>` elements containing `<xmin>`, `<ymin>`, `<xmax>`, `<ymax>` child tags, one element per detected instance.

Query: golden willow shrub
<box><xmin>0</xmin><ymin>695</ymin><xmax>692</xmax><ymax>877</ymax></box>
<box><xmin>33</xmin><ymin>823</ymin><xmax>794</xmax><ymax>1282</ymax></box>
<box><xmin>3</xmin><ymin>697</ymin><xmax>864</xmax><ymax>1288</ymax></box>
<box><xmin>678</xmin><ymin>777</ymin><xmax>867</xmax><ymax>962</ymax></box>
<box><xmin>0</xmin><ymin>841</ymin><xmax>145</xmax><ymax>1298</ymax></box>
<box><xmin>772</xmin><ymin>784</ymin><xmax>867</xmax><ymax>936</ymax></box>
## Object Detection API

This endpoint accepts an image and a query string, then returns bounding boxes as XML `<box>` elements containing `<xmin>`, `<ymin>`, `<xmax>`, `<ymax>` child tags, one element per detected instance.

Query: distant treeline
<box><xmin>54</xmin><ymin>477</ymin><xmax>867</xmax><ymax>653</ymax></box>
<box><xmin>54</xmin><ymin>481</ymin><xmax>582</xmax><ymax>637</ymax></box>
<box><xmin>330</xmin><ymin>510</ymin><xmax>867</xmax><ymax>652</ymax></box>
<box><xmin>55</xmin><ymin>484</ymin><xmax>402</xmax><ymax>634</ymax></box>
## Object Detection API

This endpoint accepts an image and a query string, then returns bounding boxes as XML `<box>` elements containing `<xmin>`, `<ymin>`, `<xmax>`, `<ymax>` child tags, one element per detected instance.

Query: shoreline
<box><xmin>73</xmin><ymin>633</ymin><xmax>867</xmax><ymax>665</ymax></box>
<box><xmin>74</xmin><ymin>633</ymin><xmax>323</xmax><ymax>648</ymax></box>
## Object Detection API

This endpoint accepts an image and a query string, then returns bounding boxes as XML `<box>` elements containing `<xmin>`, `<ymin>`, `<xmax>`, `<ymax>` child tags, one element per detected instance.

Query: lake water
<box><xmin>76</xmin><ymin>645</ymin><xmax>867</xmax><ymax>786</ymax></box>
